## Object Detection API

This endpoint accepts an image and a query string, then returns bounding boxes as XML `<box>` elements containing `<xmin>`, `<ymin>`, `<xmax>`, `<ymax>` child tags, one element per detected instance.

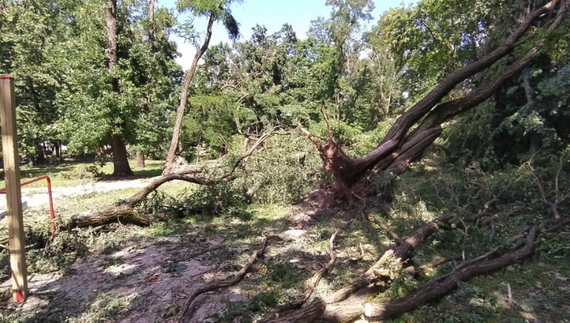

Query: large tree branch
<box><xmin>304</xmin><ymin>0</ymin><xmax>566</xmax><ymax>187</ymax></box>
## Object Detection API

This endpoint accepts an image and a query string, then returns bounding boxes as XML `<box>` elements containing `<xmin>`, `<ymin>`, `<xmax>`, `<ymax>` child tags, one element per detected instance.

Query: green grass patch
<box><xmin>0</xmin><ymin>160</ymin><xmax>164</xmax><ymax>188</ymax></box>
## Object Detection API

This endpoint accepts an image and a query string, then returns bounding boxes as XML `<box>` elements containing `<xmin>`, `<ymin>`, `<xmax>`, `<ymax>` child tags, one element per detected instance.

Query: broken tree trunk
<box><xmin>305</xmin><ymin>0</ymin><xmax>568</xmax><ymax>189</ymax></box>
<box><xmin>270</xmin><ymin>226</ymin><xmax>540</xmax><ymax>323</ymax></box>
<box><xmin>324</xmin><ymin>215</ymin><xmax>452</xmax><ymax>304</ymax></box>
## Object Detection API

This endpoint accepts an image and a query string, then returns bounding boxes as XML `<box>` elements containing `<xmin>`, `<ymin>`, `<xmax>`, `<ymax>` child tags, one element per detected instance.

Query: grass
<box><xmin>0</xmin><ymin>159</ymin><xmax>164</xmax><ymax>188</ymax></box>
<box><xmin>0</xmin><ymin>153</ymin><xmax>568</xmax><ymax>323</ymax></box>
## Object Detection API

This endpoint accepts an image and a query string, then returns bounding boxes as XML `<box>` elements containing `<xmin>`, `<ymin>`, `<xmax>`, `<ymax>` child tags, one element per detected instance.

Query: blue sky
<box><xmin>160</xmin><ymin>0</ymin><xmax>416</xmax><ymax>69</ymax></box>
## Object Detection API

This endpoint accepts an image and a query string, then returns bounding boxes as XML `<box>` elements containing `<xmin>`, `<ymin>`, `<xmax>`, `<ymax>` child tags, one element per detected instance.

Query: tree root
<box><xmin>173</xmin><ymin>236</ymin><xmax>268</xmax><ymax>323</ymax></box>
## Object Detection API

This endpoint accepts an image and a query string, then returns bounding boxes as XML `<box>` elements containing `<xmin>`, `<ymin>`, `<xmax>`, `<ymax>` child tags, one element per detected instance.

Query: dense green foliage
<box><xmin>0</xmin><ymin>0</ymin><xmax>181</xmax><ymax>167</ymax></box>
<box><xmin>1</xmin><ymin>0</ymin><xmax>569</xmax><ymax>178</ymax></box>
<box><xmin>1</xmin><ymin>1</ymin><xmax>568</xmax><ymax>322</ymax></box>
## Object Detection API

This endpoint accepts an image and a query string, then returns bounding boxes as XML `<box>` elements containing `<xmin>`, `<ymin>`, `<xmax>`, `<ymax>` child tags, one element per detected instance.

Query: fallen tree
<box><xmin>268</xmin><ymin>226</ymin><xmax>540</xmax><ymax>323</ymax></box>
<box><xmin>64</xmin><ymin>130</ymin><xmax>274</xmax><ymax>229</ymax></box>
<box><xmin>304</xmin><ymin>0</ymin><xmax>569</xmax><ymax>191</ymax></box>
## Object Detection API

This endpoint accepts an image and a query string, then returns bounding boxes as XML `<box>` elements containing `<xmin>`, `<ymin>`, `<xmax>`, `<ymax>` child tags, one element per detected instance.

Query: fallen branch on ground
<box><xmin>267</xmin><ymin>231</ymin><xmax>338</xmax><ymax>317</ymax></box>
<box><xmin>361</xmin><ymin>226</ymin><xmax>540</xmax><ymax>321</ymax></box>
<box><xmin>64</xmin><ymin>130</ymin><xmax>275</xmax><ymax>229</ymax></box>
<box><xmin>174</xmin><ymin>236</ymin><xmax>268</xmax><ymax>323</ymax></box>
<box><xmin>324</xmin><ymin>215</ymin><xmax>452</xmax><ymax>304</ymax></box>
<box><xmin>274</xmin><ymin>226</ymin><xmax>540</xmax><ymax>322</ymax></box>
<box><xmin>368</xmin><ymin>214</ymin><xmax>401</xmax><ymax>243</ymax></box>
<box><xmin>414</xmin><ymin>254</ymin><xmax>462</xmax><ymax>275</ymax></box>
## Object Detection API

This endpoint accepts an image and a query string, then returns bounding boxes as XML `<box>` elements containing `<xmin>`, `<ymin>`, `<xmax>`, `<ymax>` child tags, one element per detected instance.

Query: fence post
<box><xmin>0</xmin><ymin>75</ymin><xmax>28</xmax><ymax>302</ymax></box>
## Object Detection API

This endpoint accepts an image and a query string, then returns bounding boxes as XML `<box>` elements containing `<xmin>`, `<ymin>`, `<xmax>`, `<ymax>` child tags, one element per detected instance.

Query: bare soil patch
<box><xmin>0</xmin><ymin>236</ymin><xmax>254</xmax><ymax>322</ymax></box>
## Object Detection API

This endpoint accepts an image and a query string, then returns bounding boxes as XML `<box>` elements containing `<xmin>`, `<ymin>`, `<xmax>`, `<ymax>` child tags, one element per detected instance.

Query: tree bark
<box><xmin>105</xmin><ymin>0</ymin><xmax>133</xmax><ymax>177</ymax></box>
<box><xmin>271</xmin><ymin>227</ymin><xmax>540</xmax><ymax>323</ymax></box>
<box><xmin>307</xmin><ymin>0</ymin><xmax>567</xmax><ymax>189</ymax></box>
<box><xmin>136</xmin><ymin>151</ymin><xmax>146</xmax><ymax>168</ymax></box>
<box><xmin>148</xmin><ymin>0</ymin><xmax>155</xmax><ymax>43</ymax></box>
<box><xmin>324</xmin><ymin>215</ymin><xmax>451</xmax><ymax>304</ymax></box>
<box><xmin>65</xmin><ymin>170</ymin><xmax>215</xmax><ymax>229</ymax></box>
<box><xmin>164</xmin><ymin>12</ymin><xmax>216</xmax><ymax>174</ymax></box>
<box><xmin>111</xmin><ymin>134</ymin><xmax>133</xmax><ymax>177</ymax></box>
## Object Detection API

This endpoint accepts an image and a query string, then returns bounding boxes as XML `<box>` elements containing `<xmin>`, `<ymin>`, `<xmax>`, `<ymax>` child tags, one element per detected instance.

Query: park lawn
<box><xmin>0</xmin><ymin>160</ymin><xmax>164</xmax><ymax>189</ymax></box>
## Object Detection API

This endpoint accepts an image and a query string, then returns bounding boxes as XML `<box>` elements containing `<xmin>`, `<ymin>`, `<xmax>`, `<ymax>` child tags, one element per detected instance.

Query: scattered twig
<box><xmin>221</xmin><ymin>127</ymin><xmax>277</xmax><ymax>180</ymax></box>
<box><xmin>460</xmin><ymin>219</ymin><xmax>469</xmax><ymax>261</ymax></box>
<box><xmin>368</xmin><ymin>215</ymin><xmax>401</xmax><ymax>243</ymax></box>
<box><xmin>269</xmin><ymin>231</ymin><xmax>338</xmax><ymax>315</ymax></box>
<box><xmin>174</xmin><ymin>236</ymin><xmax>268</xmax><ymax>323</ymax></box>
<box><xmin>507</xmin><ymin>283</ymin><xmax>513</xmax><ymax>306</ymax></box>
<box><xmin>417</xmin><ymin>254</ymin><xmax>462</xmax><ymax>274</ymax></box>
<box><xmin>530</xmin><ymin>155</ymin><xmax>569</xmax><ymax>220</ymax></box>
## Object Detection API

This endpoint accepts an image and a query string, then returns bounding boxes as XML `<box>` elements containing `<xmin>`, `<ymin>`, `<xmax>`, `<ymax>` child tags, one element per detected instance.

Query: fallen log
<box><xmin>362</xmin><ymin>226</ymin><xmax>539</xmax><ymax>321</ymax></box>
<box><xmin>279</xmin><ymin>226</ymin><xmax>540</xmax><ymax>323</ymax></box>
<box><xmin>324</xmin><ymin>215</ymin><xmax>452</xmax><ymax>304</ymax></box>
<box><xmin>64</xmin><ymin>172</ymin><xmax>217</xmax><ymax>229</ymax></box>
<box><xmin>64</xmin><ymin>130</ymin><xmax>275</xmax><ymax>229</ymax></box>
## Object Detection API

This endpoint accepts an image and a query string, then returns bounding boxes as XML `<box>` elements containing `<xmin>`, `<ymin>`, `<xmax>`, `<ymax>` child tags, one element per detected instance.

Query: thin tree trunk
<box><xmin>34</xmin><ymin>141</ymin><xmax>46</xmax><ymax>166</ymax></box>
<box><xmin>164</xmin><ymin>13</ymin><xmax>216</xmax><ymax>174</ymax></box>
<box><xmin>148</xmin><ymin>0</ymin><xmax>155</xmax><ymax>42</ymax></box>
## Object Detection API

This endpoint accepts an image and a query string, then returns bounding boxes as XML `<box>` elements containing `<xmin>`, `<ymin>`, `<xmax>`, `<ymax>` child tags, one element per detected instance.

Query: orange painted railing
<box><xmin>0</xmin><ymin>175</ymin><xmax>56</xmax><ymax>236</ymax></box>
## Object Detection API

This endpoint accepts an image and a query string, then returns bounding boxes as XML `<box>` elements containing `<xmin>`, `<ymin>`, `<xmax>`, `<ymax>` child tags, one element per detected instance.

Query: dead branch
<box><xmin>65</xmin><ymin>131</ymin><xmax>275</xmax><ymax>229</ymax></box>
<box><xmin>221</xmin><ymin>127</ymin><xmax>277</xmax><ymax>180</ymax></box>
<box><xmin>530</xmin><ymin>155</ymin><xmax>569</xmax><ymax>220</ymax></box>
<box><xmin>416</xmin><ymin>254</ymin><xmax>462</xmax><ymax>275</ymax></box>
<box><xmin>368</xmin><ymin>215</ymin><xmax>401</xmax><ymax>243</ymax></box>
<box><xmin>361</xmin><ymin>227</ymin><xmax>539</xmax><ymax>321</ymax></box>
<box><xmin>273</xmin><ymin>226</ymin><xmax>539</xmax><ymax>323</ymax></box>
<box><xmin>174</xmin><ymin>236</ymin><xmax>268</xmax><ymax>323</ymax></box>
<box><xmin>265</xmin><ymin>298</ymin><xmax>327</xmax><ymax>323</ymax></box>
<box><xmin>324</xmin><ymin>215</ymin><xmax>452</xmax><ymax>304</ymax></box>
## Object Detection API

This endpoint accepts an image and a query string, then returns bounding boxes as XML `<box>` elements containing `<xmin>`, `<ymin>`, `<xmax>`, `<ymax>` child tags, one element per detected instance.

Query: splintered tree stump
<box><xmin>302</xmin><ymin>1</ymin><xmax>565</xmax><ymax>188</ymax></box>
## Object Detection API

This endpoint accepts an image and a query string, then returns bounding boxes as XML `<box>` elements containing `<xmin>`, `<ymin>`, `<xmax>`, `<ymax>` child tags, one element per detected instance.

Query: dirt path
<box><xmin>0</xmin><ymin>177</ymin><xmax>159</xmax><ymax>212</ymax></box>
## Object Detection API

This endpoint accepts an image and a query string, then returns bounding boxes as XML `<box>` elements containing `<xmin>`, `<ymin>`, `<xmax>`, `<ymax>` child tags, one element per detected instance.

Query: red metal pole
<box><xmin>0</xmin><ymin>175</ymin><xmax>57</xmax><ymax>236</ymax></box>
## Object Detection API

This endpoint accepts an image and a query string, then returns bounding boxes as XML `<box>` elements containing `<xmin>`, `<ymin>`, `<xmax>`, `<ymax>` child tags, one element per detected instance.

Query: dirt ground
<box><xmin>0</xmin><ymin>178</ymin><xmax>266</xmax><ymax>322</ymax></box>
<box><xmin>0</xmin><ymin>235</ymin><xmax>259</xmax><ymax>322</ymax></box>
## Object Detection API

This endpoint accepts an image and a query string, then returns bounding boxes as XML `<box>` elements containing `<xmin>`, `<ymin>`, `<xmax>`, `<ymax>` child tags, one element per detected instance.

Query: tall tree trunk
<box><xmin>111</xmin><ymin>134</ymin><xmax>133</xmax><ymax>177</ymax></box>
<box><xmin>106</xmin><ymin>0</ymin><xmax>133</xmax><ymax>177</ymax></box>
<box><xmin>52</xmin><ymin>142</ymin><xmax>60</xmax><ymax>158</ymax></box>
<box><xmin>136</xmin><ymin>151</ymin><xmax>146</xmax><ymax>168</ymax></box>
<box><xmin>34</xmin><ymin>141</ymin><xmax>46</xmax><ymax>166</ymax></box>
<box><xmin>306</xmin><ymin>0</ymin><xmax>567</xmax><ymax>191</ymax></box>
<box><xmin>163</xmin><ymin>13</ymin><xmax>216</xmax><ymax>174</ymax></box>
<box><xmin>148</xmin><ymin>0</ymin><xmax>155</xmax><ymax>43</ymax></box>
